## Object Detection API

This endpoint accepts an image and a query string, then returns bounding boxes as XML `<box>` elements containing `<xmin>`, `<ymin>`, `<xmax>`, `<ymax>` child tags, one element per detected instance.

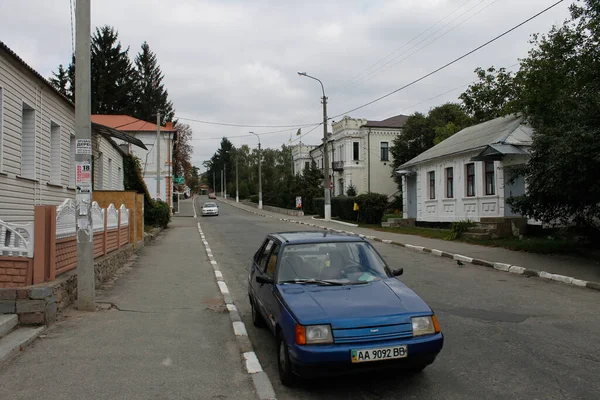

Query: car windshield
<box><xmin>204</xmin><ymin>203</ymin><xmax>217</xmax><ymax>208</ymax></box>
<box><xmin>277</xmin><ymin>241</ymin><xmax>389</xmax><ymax>285</ymax></box>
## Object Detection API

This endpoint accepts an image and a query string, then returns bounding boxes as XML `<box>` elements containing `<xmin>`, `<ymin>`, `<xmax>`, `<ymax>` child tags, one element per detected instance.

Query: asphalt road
<box><xmin>196</xmin><ymin>196</ymin><xmax>600</xmax><ymax>400</ymax></box>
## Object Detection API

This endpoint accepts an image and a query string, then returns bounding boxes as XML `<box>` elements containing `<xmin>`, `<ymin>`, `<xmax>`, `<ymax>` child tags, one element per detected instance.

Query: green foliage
<box><xmin>312</xmin><ymin>198</ymin><xmax>325</xmax><ymax>218</ymax></box>
<box><xmin>238</xmin><ymin>181</ymin><xmax>250</xmax><ymax>199</ymax></box>
<box><xmin>331</xmin><ymin>196</ymin><xmax>357</xmax><ymax>221</ymax></box>
<box><xmin>445</xmin><ymin>220</ymin><xmax>474</xmax><ymax>240</ymax></box>
<box><xmin>505</xmin><ymin>0</ymin><xmax>600</xmax><ymax>230</ymax></box>
<box><xmin>133</xmin><ymin>41</ymin><xmax>174</xmax><ymax>123</ymax></box>
<box><xmin>391</xmin><ymin>104</ymin><xmax>472</xmax><ymax>189</ymax></box>
<box><xmin>250</xmin><ymin>195</ymin><xmax>259</xmax><ymax>204</ymax></box>
<box><xmin>122</xmin><ymin>154</ymin><xmax>151</xmax><ymax>201</ymax></box>
<box><xmin>459</xmin><ymin>66</ymin><xmax>518</xmax><ymax>123</ymax></box>
<box><xmin>355</xmin><ymin>193</ymin><xmax>388</xmax><ymax>224</ymax></box>
<box><xmin>145</xmin><ymin>199</ymin><xmax>171</xmax><ymax>228</ymax></box>
<box><xmin>346</xmin><ymin>184</ymin><xmax>357</xmax><ymax>197</ymax></box>
<box><xmin>389</xmin><ymin>194</ymin><xmax>403</xmax><ymax>212</ymax></box>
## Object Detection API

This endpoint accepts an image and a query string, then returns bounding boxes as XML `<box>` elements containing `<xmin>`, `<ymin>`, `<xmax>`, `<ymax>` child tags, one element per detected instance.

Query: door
<box><xmin>407</xmin><ymin>175</ymin><xmax>417</xmax><ymax>219</ymax></box>
<box><xmin>251</xmin><ymin>238</ymin><xmax>281</xmax><ymax>330</ymax></box>
<box><xmin>503</xmin><ymin>166</ymin><xmax>525</xmax><ymax>217</ymax></box>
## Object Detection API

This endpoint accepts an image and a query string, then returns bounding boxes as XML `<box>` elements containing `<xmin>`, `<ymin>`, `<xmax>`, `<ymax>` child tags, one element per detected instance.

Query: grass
<box><xmin>381</xmin><ymin>213</ymin><xmax>403</xmax><ymax>222</ymax></box>
<box><xmin>360</xmin><ymin>224</ymin><xmax>588</xmax><ymax>255</ymax></box>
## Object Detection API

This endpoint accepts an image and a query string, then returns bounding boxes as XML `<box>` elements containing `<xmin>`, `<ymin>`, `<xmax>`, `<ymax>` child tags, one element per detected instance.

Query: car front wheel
<box><xmin>277</xmin><ymin>333</ymin><xmax>296</xmax><ymax>387</ymax></box>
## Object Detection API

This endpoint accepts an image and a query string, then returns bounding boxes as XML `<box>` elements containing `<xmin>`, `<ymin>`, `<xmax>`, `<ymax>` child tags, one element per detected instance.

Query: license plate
<box><xmin>351</xmin><ymin>345</ymin><xmax>407</xmax><ymax>363</ymax></box>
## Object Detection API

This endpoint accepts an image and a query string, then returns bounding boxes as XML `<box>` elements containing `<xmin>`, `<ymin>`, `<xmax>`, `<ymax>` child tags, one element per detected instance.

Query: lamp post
<box><xmin>235</xmin><ymin>153</ymin><xmax>239</xmax><ymax>203</ymax></box>
<box><xmin>250</xmin><ymin>131</ymin><xmax>262</xmax><ymax>209</ymax></box>
<box><xmin>298</xmin><ymin>72</ymin><xmax>330</xmax><ymax>221</ymax></box>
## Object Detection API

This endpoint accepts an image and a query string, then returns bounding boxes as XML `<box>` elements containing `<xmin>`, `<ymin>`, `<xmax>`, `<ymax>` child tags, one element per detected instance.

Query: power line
<box><xmin>190</xmin><ymin>126</ymin><xmax>306</xmax><ymax>141</ymax></box>
<box><xmin>329</xmin><ymin>0</ymin><xmax>565</xmax><ymax>120</ymax></box>
<box><xmin>176</xmin><ymin>115</ymin><xmax>320</xmax><ymax>129</ymax></box>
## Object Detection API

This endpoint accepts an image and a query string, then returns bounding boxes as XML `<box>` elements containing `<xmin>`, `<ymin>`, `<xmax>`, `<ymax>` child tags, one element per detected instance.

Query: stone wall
<box><xmin>0</xmin><ymin>243</ymin><xmax>134</xmax><ymax>325</ymax></box>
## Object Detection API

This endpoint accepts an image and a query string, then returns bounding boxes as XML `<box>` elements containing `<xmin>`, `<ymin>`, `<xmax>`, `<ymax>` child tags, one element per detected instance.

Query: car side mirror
<box><xmin>256</xmin><ymin>276</ymin><xmax>274</xmax><ymax>285</ymax></box>
<box><xmin>392</xmin><ymin>268</ymin><xmax>403</xmax><ymax>277</ymax></box>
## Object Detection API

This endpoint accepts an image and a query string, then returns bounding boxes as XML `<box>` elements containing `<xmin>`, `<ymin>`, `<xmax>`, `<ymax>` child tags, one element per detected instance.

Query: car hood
<box><xmin>278</xmin><ymin>279</ymin><xmax>432</xmax><ymax>329</ymax></box>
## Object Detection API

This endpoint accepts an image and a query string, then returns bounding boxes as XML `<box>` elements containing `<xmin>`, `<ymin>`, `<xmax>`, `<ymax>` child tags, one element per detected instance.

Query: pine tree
<box><xmin>49</xmin><ymin>64</ymin><xmax>69</xmax><ymax>98</ymax></box>
<box><xmin>133</xmin><ymin>42</ymin><xmax>174</xmax><ymax>123</ymax></box>
<box><xmin>91</xmin><ymin>25</ymin><xmax>136</xmax><ymax>114</ymax></box>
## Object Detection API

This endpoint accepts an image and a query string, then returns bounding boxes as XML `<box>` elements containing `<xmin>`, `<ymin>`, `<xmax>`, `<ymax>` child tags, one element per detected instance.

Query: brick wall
<box><xmin>106</xmin><ymin>229</ymin><xmax>119</xmax><ymax>252</ymax></box>
<box><xmin>0</xmin><ymin>257</ymin><xmax>32</xmax><ymax>288</ymax></box>
<box><xmin>55</xmin><ymin>237</ymin><xmax>77</xmax><ymax>275</ymax></box>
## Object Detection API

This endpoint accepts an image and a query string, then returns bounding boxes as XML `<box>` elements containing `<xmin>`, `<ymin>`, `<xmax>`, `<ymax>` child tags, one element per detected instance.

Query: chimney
<box><xmin>165</xmin><ymin>122</ymin><xmax>173</xmax><ymax>130</ymax></box>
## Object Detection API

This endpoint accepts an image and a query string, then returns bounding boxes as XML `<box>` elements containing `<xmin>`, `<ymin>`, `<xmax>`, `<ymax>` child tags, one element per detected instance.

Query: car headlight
<box><xmin>295</xmin><ymin>324</ymin><xmax>333</xmax><ymax>345</ymax></box>
<box><xmin>411</xmin><ymin>315</ymin><xmax>440</xmax><ymax>336</ymax></box>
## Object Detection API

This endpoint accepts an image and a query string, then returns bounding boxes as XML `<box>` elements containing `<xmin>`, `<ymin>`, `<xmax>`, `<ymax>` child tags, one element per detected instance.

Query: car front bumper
<box><xmin>202</xmin><ymin>210</ymin><xmax>218</xmax><ymax>216</ymax></box>
<box><xmin>289</xmin><ymin>333</ymin><xmax>443</xmax><ymax>378</ymax></box>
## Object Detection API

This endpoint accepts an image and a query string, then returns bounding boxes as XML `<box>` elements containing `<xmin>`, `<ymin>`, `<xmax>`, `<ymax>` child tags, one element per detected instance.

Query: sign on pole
<box><xmin>296</xmin><ymin>196</ymin><xmax>302</xmax><ymax>209</ymax></box>
<box><xmin>76</xmin><ymin>139</ymin><xmax>92</xmax><ymax>155</ymax></box>
<box><xmin>76</xmin><ymin>161</ymin><xmax>92</xmax><ymax>194</ymax></box>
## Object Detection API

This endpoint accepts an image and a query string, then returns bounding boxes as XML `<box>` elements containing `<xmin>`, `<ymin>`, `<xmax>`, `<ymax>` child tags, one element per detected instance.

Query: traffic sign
<box><xmin>329</xmin><ymin>181</ymin><xmax>333</xmax><ymax>190</ymax></box>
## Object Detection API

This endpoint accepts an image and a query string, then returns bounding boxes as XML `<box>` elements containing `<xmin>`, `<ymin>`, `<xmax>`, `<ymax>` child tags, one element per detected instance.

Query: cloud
<box><xmin>0</xmin><ymin>0</ymin><xmax>572</xmax><ymax>169</ymax></box>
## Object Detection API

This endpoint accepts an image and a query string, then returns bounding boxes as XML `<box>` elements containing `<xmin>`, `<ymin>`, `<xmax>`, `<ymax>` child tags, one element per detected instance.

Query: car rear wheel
<box><xmin>250</xmin><ymin>297</ymin><xmax>265</xmax><ymax>328</ymax></box>
<box><xmin>277</xmin><ymin>333</ymin><xmax>296</xmax><ymax>387</ymax></box>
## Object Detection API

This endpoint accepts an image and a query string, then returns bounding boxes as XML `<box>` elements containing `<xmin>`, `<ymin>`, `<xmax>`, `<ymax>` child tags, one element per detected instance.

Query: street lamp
<box><xmin>250</xmin><ymin>131</ymin><xmax>263</xmax><ymax>210</ymax></box>
<box><xmin>298</xmin><ymin>72</ymin><xmax>331</xmax><ymax>221</ymax></box>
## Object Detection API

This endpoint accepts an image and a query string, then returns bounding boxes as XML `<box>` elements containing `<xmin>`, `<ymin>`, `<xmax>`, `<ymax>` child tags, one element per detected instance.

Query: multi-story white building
<box><xmin>291</xmin><ymin>143</ymin><xmax>317</xmax><ymax>175</ymax></box>
<box><xmin>293</xmin><ymin>115</ymin><xmax>408</xmax><ymax>197</ymax></box>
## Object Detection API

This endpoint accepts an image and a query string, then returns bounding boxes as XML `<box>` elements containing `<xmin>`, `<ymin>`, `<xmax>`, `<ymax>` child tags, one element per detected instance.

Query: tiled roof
<box><xmin>91</xmin><ymin>115</ymin><xmax>176</xmax><ymax>132</ymax></box>
<box><xmin>401</xmin><ymin>114</ymin><xmax>533</xmax><ymax>168</ymax></box>
<box><xmin>363</xmin><ymin>115</ymin><xmax>409</xmax><ymax>129</ymax></box>
<box><xmin>0</xmin><ymin>40</ymin><xmax>73</xmax><ymax>106</ymax></box>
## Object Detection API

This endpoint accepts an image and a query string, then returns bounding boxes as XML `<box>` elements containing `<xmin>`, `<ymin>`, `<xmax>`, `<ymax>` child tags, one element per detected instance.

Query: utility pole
<box><xmin>224</xmin><ymin>164</ymin><xmax>227</xmax><ymax>199</ymax></box>
<box><xmin>235</xmin><ymin>155</ymin><xmax>239</xmax><ymax>203</ymax></box>
<box><xmin>156</xmin><ymin>112</ymin><xmax>161</xmax><ymax>200</ymax></box>
<box><xmin>75</xmin><ymin>0</ymin><xmax>94</xmax><ymax>311</ymax></box>
<box><xmin>298</xmin><ymin>72</ymin><xmax>331</xmax><ymax>220</ymax></box>
<box><xmin>221</xmin><ymin>170</ymin><xmax>223</xmax><ymax>198</ymax></box>
<box><xmin>250</xmin><ymin>132</ymin><xmax>262</xmax><ymax>209</ymax></box>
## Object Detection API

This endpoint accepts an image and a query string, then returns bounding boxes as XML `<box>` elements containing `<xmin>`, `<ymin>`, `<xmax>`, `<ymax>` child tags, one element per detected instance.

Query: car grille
<box><xmin>333</xmin><ymin>323</ymin><xmax>413</xmax><ymax>344</ymax></box>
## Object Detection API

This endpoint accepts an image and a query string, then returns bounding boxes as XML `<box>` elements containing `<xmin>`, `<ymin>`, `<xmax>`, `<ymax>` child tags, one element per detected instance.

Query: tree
<box><xmin>133</xmin><ymin>42</ymin><xmax>174</xmax><ymax>124</ymax></box>
<box><xmin>204</xmin><ymin>138</ymin><xmax>235</xmax><ymax>193</ymax></box>
<box><xmin>459</xmin><ymin>66</ymin><xmax>518</xmax><ymax>123</ymax></box>
<box><xmin>49</xmin><ymin>64</ymin><xmax>69</xmax><ymax>98</ymax></box>
<box><xmin>506</xmin><ymin>0</ymin><xmax>600</xmax><ymax>231</ymax></box>
<box><xmin>172</xmin><ymin>122</ymin><xmax>193</xmax><ymax>189</ymax></box>
<box><xmin>91</xmin><ymin>25</ymin><xmax>136</xmax><ymax>114</ymax></box>
<box><xmin>390</xmin><ymin>103</ymin><xmax>472</xmax><ymax>189</ymax></box>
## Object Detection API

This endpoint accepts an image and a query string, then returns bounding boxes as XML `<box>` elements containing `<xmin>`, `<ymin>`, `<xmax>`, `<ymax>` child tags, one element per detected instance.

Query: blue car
<box><xmin>248</xmin><ymin>231</ymin><xmax>443</xmax><ymax>386</ymax></box>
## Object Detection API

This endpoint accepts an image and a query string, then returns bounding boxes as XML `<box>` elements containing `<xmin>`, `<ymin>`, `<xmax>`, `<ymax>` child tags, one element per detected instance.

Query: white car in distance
<box><xmin>202</xmin><ymin>202</ymin><xmax>219</xmax><ymax>217</ymax></box>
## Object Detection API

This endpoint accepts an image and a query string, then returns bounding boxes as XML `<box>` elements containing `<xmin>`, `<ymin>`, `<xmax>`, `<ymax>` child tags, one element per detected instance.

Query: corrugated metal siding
<box><xmin>0</xmin><ymin>50</ymin><xmax>75</xmax><ymax>223</ymax></box>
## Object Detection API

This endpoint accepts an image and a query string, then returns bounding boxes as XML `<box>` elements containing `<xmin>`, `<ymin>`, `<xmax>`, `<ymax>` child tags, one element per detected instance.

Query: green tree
<box><xmin>204</xmin><ymin>138</ymin><xmax>235</xmax><ymax>193</ymax></box>
<box><xmin>133</xmin><ymin>42</ymin><xmax>174</xmax><ymax>124</ymax></box>
<box><xmin>428</xmin><ymin>103</ymin><xmax>472</xmax><ymax>144</ymax></box>
<box><xmin>507</xmin><ymin>0</ymin><xmax>600</xmax><ymax>231</ymax></box>
<box><xmin>459</xmin><ymin>66</ymin><xmax>517</xmax><ymax>123</ymax></box>
<box><xmin>49</xmin><ymin>64</ymin><xmax>69</xmax><ymax>98</ymax></box>
<box><xmin>91</xmin><ymin>25</ymin><xmax>136</xmax><ymax>114</ymax></box>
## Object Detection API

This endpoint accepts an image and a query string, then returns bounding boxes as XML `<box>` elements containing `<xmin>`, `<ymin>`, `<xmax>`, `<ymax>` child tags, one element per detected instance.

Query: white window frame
<box><xmin>50</xmin><ymin>121</ymin><xmax>62</xmax><ymax>184</ymax></box>
<box><xmin>0</xmin><ymin>86</ymin><xmax>4</xmax><ymax>172</ymax></box>
<box><xmin>108</xmin><ymin>157</ymin><xmax>113</xmax><ymax>190</ymax></box>
<box><xmin>21</xmin><ymin>101</ymin><xmax>36</xmax><ymax>179</ymax></box>
<box><xmin>380</xmin><ymin>141</ymin><xmax>389</xmax><ymax>162</ymax></box>
<box><xmin>97</xmin><ymin>152</ymin><xmax>103</xmax><ymax>190</ymax></box>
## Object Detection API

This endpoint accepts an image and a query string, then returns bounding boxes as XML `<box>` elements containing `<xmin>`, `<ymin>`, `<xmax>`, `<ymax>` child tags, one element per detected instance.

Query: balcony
<box><xmin>332</xmin><ymin>161</ymin><xmax>344</xmax><ymax>171</ymax></box>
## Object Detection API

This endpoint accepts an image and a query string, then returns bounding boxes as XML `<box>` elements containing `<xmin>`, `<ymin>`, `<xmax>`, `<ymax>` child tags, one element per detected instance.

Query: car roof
<box><xmin>269</xmin><ymin>231</ymin><xmax>364</xmax><ymax>245</ymax></box>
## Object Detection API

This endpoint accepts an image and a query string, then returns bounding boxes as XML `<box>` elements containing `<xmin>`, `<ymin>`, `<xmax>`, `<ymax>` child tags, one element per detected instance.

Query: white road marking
<box><xmin>227</xmin><ymin>304</ymin><xmax>237</xmax><ymax>312</ymax></box>
<box><xmin>243</xmin><ymin>352</ymin><xmax>263</xmax><ymax>374</ymax></box>
<box><xmin>218</xmin><ymin>281</ymin><xmax>230</xmax><ymax>295</ymax></box>
<box><xmin>233</xmin><ymin>321</ymin><xmax>248</xmax><ymax>336</ymax></box>
<box><xmin>215</xmin><ymin>270</ymin><xmax>223</xmax><ymax>280</ymax></box>
<box><xmin>453</xmin><ymin>254</ymin><xmax>473</xmax><ymax>263</ymax></box>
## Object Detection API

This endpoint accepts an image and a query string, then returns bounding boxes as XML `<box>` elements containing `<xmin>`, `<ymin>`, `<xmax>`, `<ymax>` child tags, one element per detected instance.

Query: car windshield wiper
<box><xmin>278</xmin><ymin>279</ymin><xmax>344</xmax><ymax>286</ymax></box>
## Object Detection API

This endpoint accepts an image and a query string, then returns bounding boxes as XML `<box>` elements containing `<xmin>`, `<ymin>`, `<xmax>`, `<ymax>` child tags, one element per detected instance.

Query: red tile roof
<box><xmin>91</xmin><ymin>115</ymin><xmax>175</xmax><ymax>132</ymax></box>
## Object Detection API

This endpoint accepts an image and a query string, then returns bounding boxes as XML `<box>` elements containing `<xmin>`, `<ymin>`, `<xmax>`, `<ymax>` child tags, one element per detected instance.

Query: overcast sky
<box><xmin>0</xmin><ymin>0</ymin><xmax>571</xmax><ymax>169</ymax></box>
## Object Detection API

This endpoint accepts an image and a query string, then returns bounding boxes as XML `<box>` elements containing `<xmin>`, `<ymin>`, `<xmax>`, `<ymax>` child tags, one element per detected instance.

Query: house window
<box><xmin>485</xmin><ymin>161</ymin><xmax>495</xmax><ymax>195</ymax></box>
<box><xmin>446</xmin><ymin>167</ymin><xmax>454</xmax><ymax>198</ymax></box>
<box><xmin>50</xmin><ymin>122</ymin><xmax>61</xmax><ymax>184</ymax></box>
<box><xmin>118</xmin><ymin>166</ymin><xmax>123</xmax><ymax>188</ymax></box>
<box><xmin>69</xmin><ymin>134</ymin><xmax>76</xmax><ymax>187</ymax></box>
<box><xmin>380</xmin><ymin>142</ymin><xmax>389</xmax><ymax>161</ymax></box>
<box><xmin>21</xmin><ymin>103</ymin><xmax>36</xmax><ymax>179</ymax></box>
<box><xmin>0</xmin><ymin>87</ymin><xmax>3</xmax><ymax>171</ymax></box>
<box><xmin>353</xmin><ymin>142</ymin><xmax>359</xmax><ymax>160</ymax></box>
<box><xmin>108</xmin><ymin>158</ymin><xmax>113</xmax><ymax>189</ymax></box>
<box><xmin>97</xmin><ymin>152</ymin><xmax>103</xmax><ymax>190</ymax></box>
<box><xmin>428</xmin><ymin>171</ymin><xmax>435</xmax><ymax>199</ymax></box>
<box><xmin>304</xmin><ymin>161</ymin><xmax>309</xmax><ymax>170</ymax></box>
<box><xmin>466</xmin><ymin>163</ymin><xmax>475</xmax><ymax>197</ymax></box>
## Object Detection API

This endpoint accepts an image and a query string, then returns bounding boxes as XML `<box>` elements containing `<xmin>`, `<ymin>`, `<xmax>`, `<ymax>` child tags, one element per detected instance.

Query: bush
<box><xmin>389</xmin><ymin>194</ymin><xmax>403</xmax><ymax>212</ymax></box>
<box><xmin>239</xmin><ymin>181</ymin><xmax>250</xmax><ymax>199</ymax></box>
<box><xmin>346</xmin><ymin>184</ymin><xmax>357</xmax><ymax>197</ymax></box>
<box><xmin>312</xmin><ymin>197</ymin><xmax>324</xmax><ymax>218</ymax></box>
<box><xmin>332</xmin><ymin>196</ymin><xmax>357</xmax><ymax>221</ymax></box>
<box><xmin>250</xmin><ymin>195</ymin><xmax>259</xmax><ymax>204</ymax></box>
<box><xmin>145</xmin><ymin>199</ymin><xmax>171</xmax><ymax>228</ymax></box>
<box><xmin>446</xmin><ymin>220</ymin><xmax>474</xmax><ymax>240</ymax></box>
<box><xmin>355</xmin><ymin>193</ymin><xmax>388</xmax><ymax>224</ymax></box>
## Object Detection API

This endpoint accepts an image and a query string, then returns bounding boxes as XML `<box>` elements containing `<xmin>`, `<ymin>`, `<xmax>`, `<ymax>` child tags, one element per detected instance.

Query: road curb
<box><xmin>219</xmin><ymin>198</ymin><xmax>600</xmax><ymax>293</ymax></box>
<box><xmin>194</xmin><ymin>199</ymin><xmax>277</xmax><ymax>400</ymax></box>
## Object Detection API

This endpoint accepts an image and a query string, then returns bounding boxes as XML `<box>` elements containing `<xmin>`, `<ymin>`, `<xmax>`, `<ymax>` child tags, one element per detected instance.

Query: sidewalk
<box><xmin>220</xmin><ymin>198</ymin><xmax>600</xmax><ymax>287</ymax></box>
<box><xmin>0</xmin><ymin>200</ymin><xmax>256</xmax><ymax>400</ymax></box>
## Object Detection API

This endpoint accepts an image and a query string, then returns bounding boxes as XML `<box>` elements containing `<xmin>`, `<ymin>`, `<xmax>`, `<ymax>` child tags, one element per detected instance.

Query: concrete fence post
<box><xmin>103</xmin><ymin>207</ymin><xmax>108</xmax><ymax>256</ymax></box>
<box><xmin>117</xmin><ymin>209</ymin><xmax>121</xmax><ymax>249</ymax></box>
